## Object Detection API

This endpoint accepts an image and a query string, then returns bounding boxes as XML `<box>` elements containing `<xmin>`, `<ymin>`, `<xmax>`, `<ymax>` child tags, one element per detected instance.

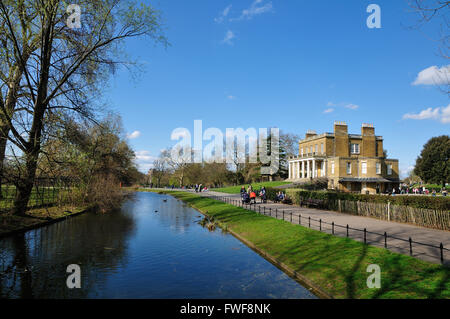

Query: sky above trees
<box><xmin>105</xmin><ymin>0</ymin><xmax>449</xmax><ymax>177</ymax></box>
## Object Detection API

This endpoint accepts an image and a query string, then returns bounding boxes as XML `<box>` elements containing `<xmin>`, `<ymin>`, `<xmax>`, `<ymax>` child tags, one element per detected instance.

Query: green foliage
<box><xmin>265</xmin><ymin>188</ymin><xmax>450</xmax><ymax>211</ymax></box>
<box><xmin>414</xmin><ymin>135</ymin><xmax>450</xmax><ymax>187</ymax></box>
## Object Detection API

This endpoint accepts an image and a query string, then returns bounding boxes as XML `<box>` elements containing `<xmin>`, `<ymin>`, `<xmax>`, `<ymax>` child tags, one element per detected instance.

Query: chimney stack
<box><xmin>361</xmin><ymin>123</ymin><xmax>376</xmax><ymax>157</ymax></box>
<box><xmin>334</xmin><ymin>121</ymin><xmax>349</xmax><ymax>157</ymax></box>
<box><xmin>305</xmin><ymin>130</ymin><xmax>317</xmax><ymax>139</ymax></box>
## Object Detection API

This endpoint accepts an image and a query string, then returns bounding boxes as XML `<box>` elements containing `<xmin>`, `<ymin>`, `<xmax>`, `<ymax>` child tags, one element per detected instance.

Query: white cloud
<box><xmin>323</xmin><ymin>108</ymin><xmax>334</xmax><ymax>114</ymax></box>
<box><xmin>403</xmin><ymin>104</ymin><xmax>450</xmax><ymax>124</ymax></box>
<box><xmin>232</xmin><ymin>0</ymin><xmax>273</xmax><ymax>21</ymax></box>
<box><xmin>326</xmin><ymin>102</ymin><xmax>359</xmax><ymax>110</ymax></box>
<box><xmin>214</xmin><ymin>5</ymin><xmax>232</xmax><ymax>23</ymax></box>
<box><xmin>222</xmin><ymin>30</ymin><xmax>235</xmax><ymax>45</ymax></box>
<box><xmin>442</xmin><ymin>104</ymin><xmax>450</xmax><ymax>123</ymax></box>
<box><xmin>135</xmin><ymin>150</ymin><xmax>155</xmax><ymax>162</ymax></box>
<box><xmin>127</xmin><ymin>130</ymin><xmax>141</xmax><ymax>139</ymax></box>
<box><xmin>227</xmin><ymin>95</ymin><xmax>236</xmax><ymax>100</ymax></box>
<box><xmin>344</xmin><ymin>103</ymin><xmax>359</xmax><ymax>110</ymax></box>
<box><xmin>412</xmin><ymin>65</ymin><xmax>450</xmax><ymax>86</ymax></box>
<box><xmin>134</xmin><ymin>150</ymin><xmax>158</xmax><ymax>172</ymax></box>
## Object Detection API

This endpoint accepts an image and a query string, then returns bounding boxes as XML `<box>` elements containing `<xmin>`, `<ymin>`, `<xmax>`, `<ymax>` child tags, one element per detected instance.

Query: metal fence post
<box><xmin>309</xmin><ymin>216</ymin><xmax>311</xmax><ymax>228</ymax></box>
<box><xmin>384</xmin><ymin>232</ymin><xmax>387</xmax><ymax>248</ymax></box>
<box><xmin>319</xmin><ymin>219</ymin><xmax>322</xmax><ymax>232</ymax></box>
<box><xmin>299</xmin><ymin>214</ymin><xmax>301</xmax><ymax>225</ymax></box>
<box><xmin>290</xmin><ymin>212</ymin><xmax>292</xmax><ymax>223</ymax></box>
<box><xmin>346</xmin><ymin>224</ymin><xmax>349</xmax><ymax>237</ymax></box>
<box><xmin>332</xmin><ymin>222</ymin><xmax>334</xmax><ymax>235</ymax></box>
<box><xmin>440</xmin><ymin>243</ymin><xmax>444</xmax><ymax>264</ymax></box>
<box><xmin>364</xmin><ymin>228</ymin><xmax>367</xmax><ymax>244</ymax></box>
<box><xmin>409</xmin><ymin>237</ymin><xmax>413</xmax><ymax>256</ymax></box>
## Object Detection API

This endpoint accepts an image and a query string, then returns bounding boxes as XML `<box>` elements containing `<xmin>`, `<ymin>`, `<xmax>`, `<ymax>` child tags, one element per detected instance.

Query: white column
<box><xmin>297</xmin><ymin>162</ymin><xmax>301</xmax><ymax>179</ymax></box>
<box><xmin>292</xmin><ymin>162</ymin><xmax>296</xmax><ymax>180</ymax></box>
<box><xmin>301</xmin><ymin>161</ymin><xmax>305</xmax><ymax>179</ymax></box>
<box><xmin>289</xmin><ymin>162</ymin><xmax>292</xmax><ymax>179</ymax></box>
<box><xmin>307</xmin><ymin>160</ymin><xmax>310</xmax><ymax>178</ymax></box>
<box><xmin>312</xmin><ymin>159</ymin><xmax>316</xmax><ymax>178</ymax></box>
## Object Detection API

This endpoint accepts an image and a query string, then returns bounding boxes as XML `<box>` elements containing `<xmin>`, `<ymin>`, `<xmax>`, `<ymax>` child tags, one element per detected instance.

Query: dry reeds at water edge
<box><xmin>199</xmin><ymin>215</ymin><xmax>217</xmax><ymax>231</ymax></box>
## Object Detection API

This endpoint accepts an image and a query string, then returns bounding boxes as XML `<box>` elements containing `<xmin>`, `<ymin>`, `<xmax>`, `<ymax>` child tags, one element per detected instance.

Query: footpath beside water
<box><xmin>202</xmin><ymin>190</ymin><xmax>449</xmax><ymax>265</ymax></box>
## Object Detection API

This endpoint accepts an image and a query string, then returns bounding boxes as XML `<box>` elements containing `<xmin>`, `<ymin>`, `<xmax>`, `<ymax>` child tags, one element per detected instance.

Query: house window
<box><xmin>321</xmin><ymin>143</ymin><xmax>324</xmax><ymax>154</ymax></box>
<box><xmin>331</xmin><ymin>162</ymin><xmax>335</xmax><ymax>174</ymax></box>
<box><xmin>347</xmin><ymin>162</ymin><xmax>352</xmax><ymax>174</ymax></box>
<box><xmin>387</xmin><ymin>164</ymin><xmax>392</xmax><ymax>175</ymax></box>
<box><xmin>362</xmin><ymin>162</ymin><xmax>367</xmax><ymax>175</ymax></box>
<box><xmin>376</xmin><ymin>163</ymin><xmax>381</xmax><ymax>175</ymax></box>
<box><xmin>315</xmin><ymin>144</ymin><xmax>318</xmax><ymax>154</ymax></box>
<box><xmin>301</xmin><ymin>148</ymin><xmax>303</xmax><ymax>157</ymax></box>
<box><xmin>351</xmin><ymin>143</ymin><xmax>360</xmax><ymax>154</ymax></box>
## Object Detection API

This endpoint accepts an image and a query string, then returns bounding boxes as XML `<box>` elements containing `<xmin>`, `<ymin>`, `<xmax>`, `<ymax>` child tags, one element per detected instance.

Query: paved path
<box><xmin>182</xmin><ymin>190</ymin><xmax>450</xmax><ymax>265</ymax></box>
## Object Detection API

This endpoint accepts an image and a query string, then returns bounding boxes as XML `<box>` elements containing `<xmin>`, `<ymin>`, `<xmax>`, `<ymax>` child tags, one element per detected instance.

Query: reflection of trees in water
<box><xmin>0</xmin><ymin>208</ymin><xmax>135</xmax><ymax>298</ymax></box>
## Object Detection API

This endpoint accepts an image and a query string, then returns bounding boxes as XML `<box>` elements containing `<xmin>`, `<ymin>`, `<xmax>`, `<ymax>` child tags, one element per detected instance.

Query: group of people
<box><xmin>194</xmin><ymin>184</ymin><xmax>208</xmax><ymax>193</ymax></box>
<box><xmin>392</xmin><ymin>186</ymin><xmax>448</xmax><ymax>197</ymax></box>
<box><xmin>274</xmin><ymin>191</ymin><xmax>286</xmax><ymax>203</ymax></box>
<box><xmin>240</xmin><ymin>185</ymin><xmax>267</xmax><ymax>204</ymax></box>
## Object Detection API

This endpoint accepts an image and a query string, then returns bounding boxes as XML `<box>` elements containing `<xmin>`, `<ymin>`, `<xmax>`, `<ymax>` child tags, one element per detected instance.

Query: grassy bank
<box><xmin>143</xmin><ymin>189</ymin><xmax>449</xmax><ymax>299</ymax></box>
<box><xmin>0</xmin><ymin>205</ymin><xmax>88</xmax><ymax>238</ymax></box>
<box><xmin>214</xmin><ymin>181</ymin><xmax>290</xmax><ymax>194</ymax></box>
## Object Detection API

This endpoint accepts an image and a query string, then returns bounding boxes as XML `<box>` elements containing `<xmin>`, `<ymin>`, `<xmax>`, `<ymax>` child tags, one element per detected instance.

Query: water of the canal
<box><xmin>0</xmin><ymin>192</ymin><xmax>316</xmax><ymax>299</ymax></box>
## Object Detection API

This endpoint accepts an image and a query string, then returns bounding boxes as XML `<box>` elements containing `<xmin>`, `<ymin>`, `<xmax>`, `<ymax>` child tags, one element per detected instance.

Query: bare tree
<box><xmin>161</xmin><ymin>146</ymin><xmax>192</xmax><ymax>188</ymax></box>
<box><xmin>0</xmin><ymin>0</ymin><xmax>166</xmax><ymax>215</ymax></box>
<box><xmin>152</xmin><ymin>157</ymin><xmax>169</xmax><ymax>188</ymax></box>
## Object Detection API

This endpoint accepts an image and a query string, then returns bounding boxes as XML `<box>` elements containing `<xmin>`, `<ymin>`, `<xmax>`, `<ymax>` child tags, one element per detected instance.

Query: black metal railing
<box><xmin>210</xmin><ymin>195</ymin><xmax>449</xmax><ymax>265</ymax></box>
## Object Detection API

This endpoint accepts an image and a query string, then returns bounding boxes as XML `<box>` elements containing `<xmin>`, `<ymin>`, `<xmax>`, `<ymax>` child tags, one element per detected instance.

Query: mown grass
<box><xmin>144</xmin><ymin>189</ymin><xmax>450</xmax><ymax>299</ymax></box>
<box><xmin>214</xmin><ymin>181</ymin><xmax>290</xmax><ymax>194</ymax></box>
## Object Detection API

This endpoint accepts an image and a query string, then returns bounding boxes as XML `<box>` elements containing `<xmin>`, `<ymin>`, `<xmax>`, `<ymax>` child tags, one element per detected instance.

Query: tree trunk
<box><xmin>0</xmin><ymin>133</ymin><xmax>7</xmax><ymax>198</ymax></box>
<box><xmin>11</xmin><ymin>151</ymin><xmax>39</xmax><ymax>216</ymax></box>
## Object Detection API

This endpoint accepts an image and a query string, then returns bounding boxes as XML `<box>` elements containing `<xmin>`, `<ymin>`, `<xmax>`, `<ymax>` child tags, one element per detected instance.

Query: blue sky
<box><xmin>104</xmin><ymin>0</ymin><xmax>449</xmax><ymax>176</ymax></box>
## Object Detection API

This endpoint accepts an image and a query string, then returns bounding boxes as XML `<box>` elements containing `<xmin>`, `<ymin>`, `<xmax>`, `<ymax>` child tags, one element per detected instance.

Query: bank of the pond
<box><xmin>141</xmin><ymin>189</ymin><xmax>450</xmax><ymax>299</ymax></box>
<box><xmin>0</xmin><ymin>205</ymin><xmax>90</xmax><ymax>239</ymax></box>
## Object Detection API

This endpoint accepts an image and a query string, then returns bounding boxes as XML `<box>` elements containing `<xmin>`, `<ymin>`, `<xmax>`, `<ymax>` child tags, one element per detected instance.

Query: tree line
<box><xmin>0</xmin><ymin>0</ymin><xmax>166</xmax><ymax>215</ymax></box>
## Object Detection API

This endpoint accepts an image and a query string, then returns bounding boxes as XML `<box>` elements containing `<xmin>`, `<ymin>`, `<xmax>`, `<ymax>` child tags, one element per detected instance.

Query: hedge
<box><xmin>266</xmin><ymin>187</ymin><xmax>450</xmax><ymax>211</ymax></box>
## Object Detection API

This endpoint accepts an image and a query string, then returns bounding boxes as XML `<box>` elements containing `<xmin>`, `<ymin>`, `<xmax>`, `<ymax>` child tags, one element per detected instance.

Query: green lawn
<box><xmin>144</xmin><ymin>189</ymin><xmax>450</xmax><ymax>299</ymax></box>
<box><xmin>214</xmin><ymin>181</ymin><xmax>290</xmax><ymax>194</ymax></box>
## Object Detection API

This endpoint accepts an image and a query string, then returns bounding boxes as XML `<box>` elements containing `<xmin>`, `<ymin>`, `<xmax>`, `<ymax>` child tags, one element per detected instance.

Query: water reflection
<box><xmin>0</xmin><ymin>208</ymin><xmax>135</xmax><ymax>298</ymax></box>
<box><xmin>0</xmin><ymin>192</ymin><xmax>316</xmax><ymax>299</ymax></box>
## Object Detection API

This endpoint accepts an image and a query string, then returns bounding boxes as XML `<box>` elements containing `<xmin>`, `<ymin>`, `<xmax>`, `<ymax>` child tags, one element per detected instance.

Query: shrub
<box><xmin>265</xmin><ymin>187</ymin><xmax>450</xmax><ymax>211</ymax></box>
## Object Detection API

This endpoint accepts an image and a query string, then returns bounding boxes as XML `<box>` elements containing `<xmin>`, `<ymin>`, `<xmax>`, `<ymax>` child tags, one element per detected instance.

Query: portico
<box><xmin>288</xmin><ymin>156</ymin><xmax>327</xmax><ymax>181</ymax></box>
